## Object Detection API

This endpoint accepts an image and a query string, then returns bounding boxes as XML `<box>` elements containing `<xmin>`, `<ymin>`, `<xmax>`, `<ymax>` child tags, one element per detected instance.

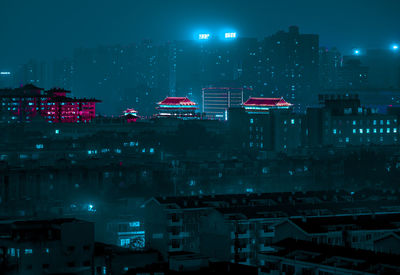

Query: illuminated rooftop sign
<box><xmin>199</xmin><ymin>33</ymin><xmax>210</xmax><ymax>40</ymax></box>
<box><xmin>225</xmin><ymin>32</ymin><xmax>236</xmax><ymax>39</ymax></box>
<box><xmin>0</xmin><ymin>72</ymin><xmax>11</xmax><ymax>75</ymax></box>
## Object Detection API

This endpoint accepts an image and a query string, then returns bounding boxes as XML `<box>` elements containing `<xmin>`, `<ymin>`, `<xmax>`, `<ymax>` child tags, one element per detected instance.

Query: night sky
<box><xmin>1</xmin><ymin>0</ymin><xmax>399</xmax><ymax>68</ymax></box>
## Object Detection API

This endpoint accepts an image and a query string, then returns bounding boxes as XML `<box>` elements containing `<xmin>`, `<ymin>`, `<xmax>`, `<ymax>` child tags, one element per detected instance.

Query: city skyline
<box><xmin>1</xmin><ymin>0</ymin><xmax>400</xmax><ymax>68</ymax></box>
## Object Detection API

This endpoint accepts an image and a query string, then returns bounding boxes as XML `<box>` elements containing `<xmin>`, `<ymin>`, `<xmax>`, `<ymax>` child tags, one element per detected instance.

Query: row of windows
<box><xmin>338</xmin><ymin>136</ymin><xmax>397</xmax><ymax>143</ymax></box>
<box><xmin>333</xmin><ymin>128</ymin><xmax>397</xmax><ymax>134</ymax></box>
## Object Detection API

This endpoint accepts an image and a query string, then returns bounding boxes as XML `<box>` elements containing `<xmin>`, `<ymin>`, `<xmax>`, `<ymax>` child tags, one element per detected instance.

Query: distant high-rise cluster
<box><xmin>4</xmin><ymin>26</ymin><xmax>400</xmax><ymax>115</ymax></box>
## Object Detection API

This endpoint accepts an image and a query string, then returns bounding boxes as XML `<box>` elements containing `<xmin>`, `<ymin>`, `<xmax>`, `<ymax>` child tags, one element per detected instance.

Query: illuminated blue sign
<box><xmin>199</xmin><ymin>33</ymin><xmax>210</xmax><ymax>40</ymax></box>
<box><xmin>225</xmin><ymin>32</ymin><xmax>236</xmax><ymax>39</ymax></box>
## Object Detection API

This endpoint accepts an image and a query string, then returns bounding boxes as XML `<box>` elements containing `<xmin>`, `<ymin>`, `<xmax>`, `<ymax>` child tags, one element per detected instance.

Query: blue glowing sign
<box><xmin>225</xmin><ymin>32</ymin><xmax>236</xmax><ymax>39</ymax></box>
<box><xmin>199</xmin><ymin>33</ymin><xmax>210</xmax><ymax>40</ymax></box>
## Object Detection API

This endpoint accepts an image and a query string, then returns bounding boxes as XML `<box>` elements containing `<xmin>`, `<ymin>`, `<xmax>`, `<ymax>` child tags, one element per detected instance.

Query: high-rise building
<box><xmin>73</xmin><ymin>41</ymin><xmax>171</xmax><ymax>115</ymax></box>
<box><xmin>261</xmin><ymin>26</ymin><xmax>319</xmax><ymax>103</ymax></box>
<box><xmin>52</xmin><ymin>58</ymin><xmax>74</xmax><ymax>91</ymax></box>
<box><xmin>319</xmin><ymin>47</ymin><xmax>342</xmax><ymax>90</ymax></box>
<box><xmin>338</xmin><ymin>57</ymin><xmax>369</xmax><ymax>89</ymax></box>
<box><xmin>172</xmin><ymin>36</ymin><xmax>261</xmax><ymax>102</ymax></box>
<box><xmin>359</xmin><ymin>49</ymin><xmax>400</xmax><ymax>89</ymax></box>
<box><xmin>14</xmin><ymin>59</ymin><xmax>49</xmax><ymax>89</ymax></box>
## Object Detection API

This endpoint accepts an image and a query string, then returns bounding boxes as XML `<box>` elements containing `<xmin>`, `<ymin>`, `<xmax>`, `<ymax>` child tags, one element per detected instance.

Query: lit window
<box><xmin>120</xmin><ymin>239</ymin><xmax>130</xmax><ymax>247</ymax></box>
<box><xmin>387</xmin><ymin>128</ymin><xmax>390</xmax><ymax>133</ymax></box>
<box><xmin>24</xmin><ymin>249</ymin><xmax>33</xmax><ymax>254</ymax></box>
<box><xmin>394</xmin><ymin>128</ymin><xmax>397</xmax><ymax>133</ymax></box>
<box><xmin>380</xmin><ymin>128</ymin><xmax>383</xmax><ymax>133</ymax></box>
<box><xmin>333</xmin><ymin>129</ymin><xmax>337</xmax><ymax>134</ymax></box>
<box><xmin>353</xmin><ymin>129</ymin><xmax>356</xmax><ymax>134</ymax></box>
<box><xmin>36</xmin><ymin>144</ymin><xmax>44</xmax><ymax>149</ymax></box>
<box><xmin>387</xmin><ymin>120</ymin><xmax>390</xmax><ymax>125</ymax></box>
<box><xmin>129</xmin><ymin>221</ymin><xmax>140</xmax><ymax>227</ymax></box>
<box><xmin>366</xmin><ymin>128</ymin><xmax>370</xmax><ymax>133</ymax></box>
<box><xmin>250</xmin><ymin>118</ymin><xmax>254</xmax><ymax>124</ymax></box>
<box><xmin>55</xmin><ymin>129</ymin><xmax>59</xmax><ymax>134</ymax></box>
<box><xmin>346</xmin><ymin>137</ymin><xmax>349</xmax><ymax>143</ymax></box>
<box><xmin>359</xmin><ymin>129</ymin><xmax>363</xmax><ymax>134</ymax></box>
<box><xmin>373</xmin><ymin>128</ymin><xmax>377</xmax><ymax>133</ymax></box>
<box><xmin>353</xmin><ymin>120</ymin><xmax>356</xmax><ymax>125</ymax></box>
<box><xmin>291</xmin><ymin>119</ymin><xmax>295</xmax><ymax>124</ymax></box>
<box><xmin>380</xmin><ymin>120</ymin><xmax>384</xmax><ymax>125</ymax></box>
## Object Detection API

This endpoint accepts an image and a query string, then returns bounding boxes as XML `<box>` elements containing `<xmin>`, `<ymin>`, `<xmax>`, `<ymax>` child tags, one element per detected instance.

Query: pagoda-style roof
<box><xmin>243</xmin><ymin>97</ymin><xmax>292</xmax><ymax>107</ymax></box>
<box><xmin>157</xmin><ymin>97</ymin><xmax>197</xmax><ymax>106</ymax></box>
<box><xmin>123</xmin><ymin>108</ymin><xmax>138</xmax><ymax>116</ymax></box>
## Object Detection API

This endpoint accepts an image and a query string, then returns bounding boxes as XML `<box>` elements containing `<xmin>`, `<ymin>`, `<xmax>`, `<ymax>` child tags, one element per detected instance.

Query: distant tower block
<box><xmin>202</xmin><ymin>87</ymin><xmax>246</xmax><ymax>120</ymax></box>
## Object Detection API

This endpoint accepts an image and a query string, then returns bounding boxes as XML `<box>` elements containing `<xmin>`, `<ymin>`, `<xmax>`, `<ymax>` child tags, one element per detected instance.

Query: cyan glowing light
<box><xmin>353</xmin><ymin>49</ymin><xmax>360</xmax><ymax>55</ymax></box>
<box><xmin>392</xmin><ymin>44</ymin><xmax>399</xmax><ymax>50</ymax></box>
<box><xmin>198</xmin><ymin>33</ymin><xmax>210</xmax><ymax>40</ymax></box>
<box><xmin>225</xmin><ymin>32</ymin><xmax>236</xmax><ymax>39</ymax></box>
<box><xmin>0</xmin><ymin>72</ymin><xmax>10</xmax><ymax>75</ymax></box>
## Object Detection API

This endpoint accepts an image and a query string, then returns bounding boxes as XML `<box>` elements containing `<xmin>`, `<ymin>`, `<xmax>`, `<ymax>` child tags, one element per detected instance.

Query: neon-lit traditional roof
<box><xmin>243</xmin><ymin>97</ymin><xmax>292</xmax><ymax>107</ymax></box>
<box><xmin>157</xmin><ymin>97</ymin><xmax>197</xmax><ymax>106</ymax></box>
<box><xmin>123</xmin><ymin>108</ymin><xmax>138</xmax><ymax>115</ymax></box>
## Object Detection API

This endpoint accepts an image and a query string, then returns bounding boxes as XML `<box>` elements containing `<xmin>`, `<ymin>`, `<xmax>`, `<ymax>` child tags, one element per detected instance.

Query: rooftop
<box><xmin>261</xmin><ymin>238</ymin><xmax>400</xmax><ymax>274</ymax></box>
<box><xmin>243</xmin><ymin>97</ymin><xmax>292</xmax><ymax>107</ymax></box>
<box><xmin>157</xmin><ymin>97</ymin><xmax>197</xmax><ymax>106</ymax></box>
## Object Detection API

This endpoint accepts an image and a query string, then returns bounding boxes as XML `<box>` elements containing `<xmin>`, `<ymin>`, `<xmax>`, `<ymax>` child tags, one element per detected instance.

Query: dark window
<box><xmin>83</xmin><ymin>260</ymin><xmax>91</xmax><ymax>266</ymax></box>
<box><xmin>43</xmin><ymin>264</ymin><xmax>49</xmax><ymax>269</ymax></box>
<box><xmin>83</xmin><ymin>245</ymin><xmax>90</xmax><ymax>251</ymax></box>
<box><xmin>67</xmin><ymin>262</ymin><xmax>75</xmax><ymax>267</ymax></box>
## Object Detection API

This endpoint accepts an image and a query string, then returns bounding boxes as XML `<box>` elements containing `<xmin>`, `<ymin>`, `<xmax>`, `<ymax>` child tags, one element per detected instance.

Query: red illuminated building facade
<box><xmin>123</xmin><ymin>108</ymin><xmax>139</xmax><ymax>123</ymax></box>
<box><xmin>242</xmin><ymin>97</ymin><xmax>293</xmax><ymax>114</ymax></box>
<box><xmin>0</xmin><ymin>84</ymin><xmax>100</xmax><ymax>123</ymax></box>
<box><xmin>156</xmin><ymin>97</ymin><xmax>199</xmax><ymax>119</ymax></box>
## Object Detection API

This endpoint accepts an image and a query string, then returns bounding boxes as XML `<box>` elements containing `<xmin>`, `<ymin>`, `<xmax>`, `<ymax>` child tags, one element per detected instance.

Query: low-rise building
<box><xmin>0</xmin><ymin>218</ymin><xmax>94</xmax><ymax>274</ymax></box>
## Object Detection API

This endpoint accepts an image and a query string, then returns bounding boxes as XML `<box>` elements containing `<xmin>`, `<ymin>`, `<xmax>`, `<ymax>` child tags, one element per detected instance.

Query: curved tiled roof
<box><xmin>157</xmin><ymin>97</ymin><xmax>197</xmax><ymax>106</ymax></box>
<box><xmin>243</xmin><ymin>97</ymin><xmax>292</xmax><ymax>107</ymax></box>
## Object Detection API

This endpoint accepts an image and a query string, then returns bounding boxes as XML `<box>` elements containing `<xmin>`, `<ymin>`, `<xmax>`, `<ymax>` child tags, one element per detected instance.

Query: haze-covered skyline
<box><xmin>1</xmin><ymin>0</ymin><xmax>399</xmax><ymax>68</ymax></box>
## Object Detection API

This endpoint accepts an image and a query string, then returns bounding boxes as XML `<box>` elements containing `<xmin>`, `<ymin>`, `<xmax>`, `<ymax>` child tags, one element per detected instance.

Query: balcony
<box><xmin>238</xmin><ymin>244</ymin><xmax>251</xmax><ymax>253</ymax></box>
<box><xmin>259</xmin><ymin>230</ymin><xmax>275</xmax><ymax>238</ymax></box>
<box><xmin>259</xmin><ymin>244</ymin><xmax>275</xmax><ymax>252</ymax></box>
<box><xmin>231</xmin><ymin>230</ymin><xmax>251</xmax><ymax>239</ymax></box>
